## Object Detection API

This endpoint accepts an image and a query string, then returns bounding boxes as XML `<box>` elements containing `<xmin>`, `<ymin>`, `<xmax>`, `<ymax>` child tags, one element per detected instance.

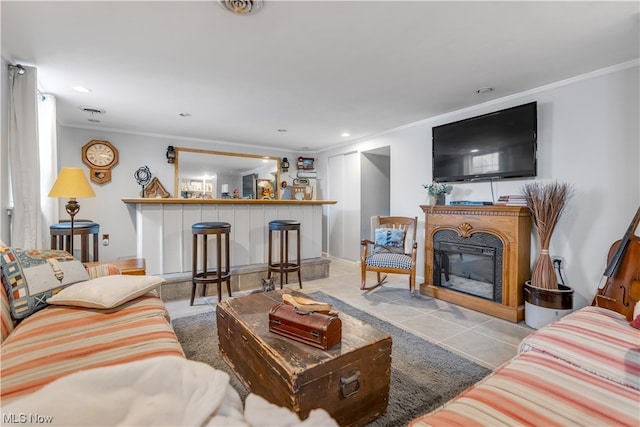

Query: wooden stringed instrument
<box><xmin>592</xmin><ymin>206</ymin><xmax>640</xmax><ymax>321</ymax></box>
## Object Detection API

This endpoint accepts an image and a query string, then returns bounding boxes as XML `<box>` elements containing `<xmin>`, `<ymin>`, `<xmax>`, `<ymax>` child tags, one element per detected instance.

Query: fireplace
<box><xmin>434</xmin><ymin>237</ymin><xmax>502</xmax><ymax>302</ymax></box>
<box><xmin>420</xmin><ymin>205</ymin><xmax>531</xmax><ymax>322</ymax></box>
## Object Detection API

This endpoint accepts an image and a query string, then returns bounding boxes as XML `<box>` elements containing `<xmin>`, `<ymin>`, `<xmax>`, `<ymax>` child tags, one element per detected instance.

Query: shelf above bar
<box><xmin>122</xmin><ymin>198</ymin><xmax>336</xmax><ymax>205</ymax></box>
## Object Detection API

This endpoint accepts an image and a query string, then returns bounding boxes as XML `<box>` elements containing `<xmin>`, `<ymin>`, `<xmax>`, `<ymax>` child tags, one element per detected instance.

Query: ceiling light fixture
<box><xmin>73</xmin><ymin>86</ymin><xmax>91</xmax><ymax>93</ymax></box>
<box><xmin>341</xmin><ymin>132</ymin><xmax>351</xmax><ymax>137</ymax></box>
<box><xmin>78</xmin><ymin>106</ymin><xmax>105</xmax><ymax>124</ymax></box>
<box><xmin>476</xmin><ymin>87</ymin><xmax>494</xmax><ymax>94</ymax></box>
<box><xmin>218</xmin><ymin>0</ymin><xmax>263</xmax><ymax>15</ymax></box>
<box><xmin>79</xmin><ymin>106</ymin><xmax>106</xmax><ymax>115</ymax></box>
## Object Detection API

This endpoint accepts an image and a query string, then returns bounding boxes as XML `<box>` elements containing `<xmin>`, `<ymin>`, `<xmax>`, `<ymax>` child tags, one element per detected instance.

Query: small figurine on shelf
<box><xmin>233</xmin><ymin>189</ymin><xmax>240</xmax><ymax>199</ymax></box>
<box><xmin>221</xmin><ymin>184</ymin><xmax>230</xmax><ymax>199</ymax></box>
<box><xmin>134</xmin><ymin>166</ymin><xmax>152</xmax><ymax>198</ymax></box>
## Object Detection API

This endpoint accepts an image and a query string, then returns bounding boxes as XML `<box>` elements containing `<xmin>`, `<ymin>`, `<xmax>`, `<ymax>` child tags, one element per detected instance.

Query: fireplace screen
<box><xmin>434</xmin><ymin>241</ymin><xmax>498</xmax><ymax>301</ymax></box>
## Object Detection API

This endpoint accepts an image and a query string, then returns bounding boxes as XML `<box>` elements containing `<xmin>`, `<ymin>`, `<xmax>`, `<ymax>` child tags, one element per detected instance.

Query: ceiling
<box><xmin>2</xmin><ymin>1</ymin><xmax>639</xmax><ymax>152</ymax></box>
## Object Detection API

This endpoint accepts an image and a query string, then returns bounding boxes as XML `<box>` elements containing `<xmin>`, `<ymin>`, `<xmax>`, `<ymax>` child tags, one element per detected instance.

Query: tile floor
<box><xmin>164</xmin><ymin>257</ymin><xmax>534</xmax><ymax>370</ymax></box>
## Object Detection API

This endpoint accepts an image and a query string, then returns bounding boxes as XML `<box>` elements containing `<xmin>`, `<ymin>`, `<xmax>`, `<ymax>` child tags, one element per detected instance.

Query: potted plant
<box><xmin>422</xmin><ymin>182</ymin><xmax>452</xmax><ymax>205</ymax></box>
<box><xmin>521</xmin><ymin>181</ymin><xmax>575</xmax><ymax>329</ymax></box>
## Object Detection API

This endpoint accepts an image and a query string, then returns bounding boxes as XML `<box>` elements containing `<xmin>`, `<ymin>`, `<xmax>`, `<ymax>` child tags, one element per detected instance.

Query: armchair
<box><xmin>361</xmin><ymin>216</ymin><xmax>418</xmax><ymax>294</ymax></box>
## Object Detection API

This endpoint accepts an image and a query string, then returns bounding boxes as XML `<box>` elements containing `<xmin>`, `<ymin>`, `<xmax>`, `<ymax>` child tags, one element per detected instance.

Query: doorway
<box><xmin>327</xmin><ymin>147</ymin><xmax>390</xmax><ymax>261</ymax></box>
<box><xmin>360</xmin><ymin>147</ymin><xmax>391</xmax><ymax>242</ymax></box>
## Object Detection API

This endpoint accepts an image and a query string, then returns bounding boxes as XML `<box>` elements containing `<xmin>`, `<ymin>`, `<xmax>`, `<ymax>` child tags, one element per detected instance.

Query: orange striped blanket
<box><xmin>519</xmin><ymin>305</ymin><xmax>640</xmax><ymax>390</ymax></box>
<box><xmin>410</xmin><ymin>306</ymin><xmax>640</xmax><ymax>427</ymax></box>
<box><xmin>1</xmin><ymin>292</ymin><xmax>185</xmax><ymax>404</ymax></box>
<box><xmin>409</xmin><ymin>350</ymin><xmax>639</xmax><ymax>427</ymax></box>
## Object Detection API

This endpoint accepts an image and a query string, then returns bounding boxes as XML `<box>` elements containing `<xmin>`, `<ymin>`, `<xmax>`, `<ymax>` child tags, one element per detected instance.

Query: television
<box><xmin>432</xmin><ymin>102</ymin><xmax>537</xmax><ymax>182</ymax></box>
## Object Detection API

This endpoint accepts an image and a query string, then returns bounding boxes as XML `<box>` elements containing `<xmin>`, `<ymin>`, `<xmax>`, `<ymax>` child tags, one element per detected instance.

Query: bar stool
<box><xmin>268</xmin><ymin>220</ymin><xmax>302</xmax><ymax>289</ymax></box>
<box><xmin>192</xmin><ymin>222</ymin><xmax>231</xmax><ymax>305</ymax></box>
<box><xmin>50</xmin><ymin>221</ymin><xmax>100</xmax><ymax>262</ymax></box>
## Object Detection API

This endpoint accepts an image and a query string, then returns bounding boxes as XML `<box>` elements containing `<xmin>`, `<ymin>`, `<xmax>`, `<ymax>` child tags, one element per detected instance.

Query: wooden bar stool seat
<box><xmin>268</xmin><ymin>220</ymin><xmax>302</xmax><ymax>289</ymax></box>
<box><xmin>192</xmin><ymin>222</ymin><xmax>231</xmax><ymax>305</ymax></box>
<box><xmin>50</xmin><ymin>221</ymin><xmax>100</xmax><ymax>262</ymax></box>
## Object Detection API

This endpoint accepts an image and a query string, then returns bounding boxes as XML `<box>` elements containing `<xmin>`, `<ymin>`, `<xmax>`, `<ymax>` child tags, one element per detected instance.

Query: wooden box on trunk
<box><xmin>217</xmin><ymin>290</ymin><xmax>392</xmax><ymax>427</ymax></box>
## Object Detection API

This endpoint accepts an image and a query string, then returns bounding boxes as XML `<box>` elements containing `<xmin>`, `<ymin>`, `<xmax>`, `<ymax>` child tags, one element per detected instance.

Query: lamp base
<box><xmin>65</xmin><ymin>199</ymin><xmax>81</xmax><ymax>257</ymax></box>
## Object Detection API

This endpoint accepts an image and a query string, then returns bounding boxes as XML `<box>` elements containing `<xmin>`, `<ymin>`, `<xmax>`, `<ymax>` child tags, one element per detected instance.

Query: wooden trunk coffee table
<box><xmin>216</xmin><ymin>290</ymin><xmax>392</xmax><ymax>427</ymax></box>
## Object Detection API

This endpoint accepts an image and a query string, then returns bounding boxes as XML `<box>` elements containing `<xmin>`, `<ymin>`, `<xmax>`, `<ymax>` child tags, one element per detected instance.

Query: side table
<box><xmin>83</xmin><ymin>258</ymin><xmax>146</xmax><ymax>276</ymax></box>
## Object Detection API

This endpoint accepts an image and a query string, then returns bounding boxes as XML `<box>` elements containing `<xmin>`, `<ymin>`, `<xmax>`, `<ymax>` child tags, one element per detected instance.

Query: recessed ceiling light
<box><xmin>341</xmin><ymin>132</ymin><xmax>351</xmax><ymax>137</ymax></box>
<box><xmin>476</xmin><ymin>87</ymin><xmax>494</xmax><ymax>94</ymax></box>
<box><xmin>470</xmin><ymin>149</ymin><xmax>479</xmax><ymax>153</ymax></box>
<box><xmin>73</xmin><ymin>86</ymin><xmax>91</xmax><ymax>93</ymax></box>
<box><xmin>179</xmin><ymin>113</ymin><xmax>192</xmax><ymax>117</ymax></box>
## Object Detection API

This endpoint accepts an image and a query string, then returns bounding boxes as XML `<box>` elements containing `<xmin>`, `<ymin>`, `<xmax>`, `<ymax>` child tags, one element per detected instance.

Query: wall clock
<box><xmin>82</xmin><ymin>140</ymin><xmax>118</xmax><ymax>184</ymax></box>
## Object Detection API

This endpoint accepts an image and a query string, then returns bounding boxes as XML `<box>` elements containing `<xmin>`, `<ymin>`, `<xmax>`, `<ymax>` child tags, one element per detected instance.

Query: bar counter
<box><xmin>122</xmin><ymin>198</ymin><xmax>336</xmax><ymax>275</ymax></box>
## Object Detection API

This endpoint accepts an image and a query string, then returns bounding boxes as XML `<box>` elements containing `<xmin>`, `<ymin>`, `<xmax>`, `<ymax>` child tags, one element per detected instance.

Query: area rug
<box><xmin>172</xmin><ymin>292</ymin><xmax>491</xmax><ymax>427</ymax></box>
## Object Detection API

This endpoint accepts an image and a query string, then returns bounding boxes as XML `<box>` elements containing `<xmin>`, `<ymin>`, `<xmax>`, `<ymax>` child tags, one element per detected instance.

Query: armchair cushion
<box><xmin>0</xmin><ymin>247</ymin><xmax>89</xmax><ymax>319</ymax></box>
<box><xmin>47</xmin><ymin>275</ymin><xmax>165</xmax><ymax>309</ymax></box>
<box><xmin>373</xmin><ymin>228</ymin><xmax>406</xmax><ymax>254</ymax></box>
<box><xmin>365</xmin><ymin>253</ymin><xmax>413</xmax><ymax>270</ymax></box>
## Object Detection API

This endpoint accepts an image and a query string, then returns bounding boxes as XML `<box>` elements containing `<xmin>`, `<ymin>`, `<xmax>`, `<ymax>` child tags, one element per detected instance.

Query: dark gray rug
<box><xmin>172</xmin><ymin>292</ymin><xmax>490</xmax><ymax>427</ymax></box>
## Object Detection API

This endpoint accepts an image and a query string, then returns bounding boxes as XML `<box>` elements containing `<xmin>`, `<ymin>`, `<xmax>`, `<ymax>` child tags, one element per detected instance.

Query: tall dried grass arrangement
<box><xmin>521</xmin><ymin>182</ymin><xmax>574</xmax><ymax>290</ymax></box>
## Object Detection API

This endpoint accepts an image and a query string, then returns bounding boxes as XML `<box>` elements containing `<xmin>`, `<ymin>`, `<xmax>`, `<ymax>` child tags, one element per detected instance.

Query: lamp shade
<box><xmin>48</xmin><ymin>168</ymin><xmax>96</xmax><ymax>198</ymax></box>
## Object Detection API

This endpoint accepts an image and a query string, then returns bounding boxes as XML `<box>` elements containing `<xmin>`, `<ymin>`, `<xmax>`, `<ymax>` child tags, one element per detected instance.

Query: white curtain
<box><xmin>8</xmin><ymin>65</ymin><xmax>41</xmax><ymax>248</ymax></box>
<box><xmin>38</xmin><ymin>93</ymin><xmax>58</xmax><ymax>245</ymax></box>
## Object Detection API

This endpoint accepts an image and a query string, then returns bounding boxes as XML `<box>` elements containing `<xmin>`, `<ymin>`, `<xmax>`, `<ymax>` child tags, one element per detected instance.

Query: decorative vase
<box><xmin>428</xmin><ymin>195</ymin><xmax>446</xmax><ymax>205</ymax></box>
<box><xmin>524</xmin><ymin>280</ymin><xmax>574</xmax><ymax>329</ymax></box>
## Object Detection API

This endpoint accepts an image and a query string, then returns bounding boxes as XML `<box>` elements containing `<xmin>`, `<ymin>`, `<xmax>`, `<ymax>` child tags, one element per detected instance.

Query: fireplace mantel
<box><xmin>420</xmin><ymin>205</ymin><xmax>531</xmax><ymax>322</ymax></box>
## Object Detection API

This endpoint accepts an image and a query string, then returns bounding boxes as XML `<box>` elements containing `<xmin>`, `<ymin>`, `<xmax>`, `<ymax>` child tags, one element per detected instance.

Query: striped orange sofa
<box><xmin>0</xmin><ymin>243</ymin><xmax>341</xmax><ymax>426</ymax></box>
<box><xmin>409</xmin><ymin>306</ymin><xmax>640</xmax><ymax>427</ymax></box>
<box><xmin>0</xmin><ymin>270</ymin><xmax>185</xmax><ymax>404</ymax></box>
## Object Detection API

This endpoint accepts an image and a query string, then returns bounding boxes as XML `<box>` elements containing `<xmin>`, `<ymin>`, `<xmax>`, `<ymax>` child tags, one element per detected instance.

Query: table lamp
<box><xmin>48</xmin><ymin>167</ymin><xmax>96</xmax><ymax>256</ymax></box>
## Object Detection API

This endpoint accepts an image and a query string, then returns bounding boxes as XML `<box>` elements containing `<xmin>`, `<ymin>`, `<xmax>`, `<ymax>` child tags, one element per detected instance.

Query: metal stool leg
<box><xmin>191</xmin><ymin>234</ymin><xmax>198</xmax><ymax>306</ymax></box>
<box><xmin>202</xmin><ymin>234</ymin><xmax>208</xmax><ymax>297</ymax></box>
<box><xmin>297</xmin><ymin>227</ymin><xmax>302</xmax><ymax>288</ymax></box>
<box><xmin>216</xmin><ymin>231</ymin><xmax>222</xmax><ymax>302</ymax></box>
<box><xmin>225</xmin><ymin>232</ymin><xmax>232</xmax><ymax>298</ymax></box>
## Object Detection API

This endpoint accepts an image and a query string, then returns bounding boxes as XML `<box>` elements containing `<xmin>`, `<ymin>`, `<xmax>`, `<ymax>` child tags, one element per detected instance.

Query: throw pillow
<box><xmin>373</xmin><ymin>227</ymin><xmax>406</xmax><ymax>255</ymax></box>
<box><xmin>0</xmin><ymin>247</ymin><xmax>89</xmax><ymax>319</ymax></box>
<box><xmin>47</xmin><ymin>275</ymin><xmax>165</xmax><ymax>309</ymax></box>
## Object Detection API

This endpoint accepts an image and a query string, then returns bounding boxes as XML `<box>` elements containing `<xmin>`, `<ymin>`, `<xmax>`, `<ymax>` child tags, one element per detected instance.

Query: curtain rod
<box><xmin>8</xmin><ymin>64</ymin><xmax>26</xmax><ymax>75</ymax></box>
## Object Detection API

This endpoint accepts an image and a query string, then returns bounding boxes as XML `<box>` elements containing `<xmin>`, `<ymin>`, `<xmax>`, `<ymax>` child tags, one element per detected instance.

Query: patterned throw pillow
<box><xmin>373</xmin><ymin>227</ymin><xmax>406</xmax><ymax>254</ymax></box>
<box><xmin>0</xmin><ymin>247</ymin><xmax>89</xmax><ymax>319</ymax></box>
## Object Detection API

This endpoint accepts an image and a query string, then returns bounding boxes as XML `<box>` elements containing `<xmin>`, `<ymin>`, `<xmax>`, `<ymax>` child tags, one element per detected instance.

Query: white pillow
<box><xmin>47</xmin><ymin>275</ymin><xmax>165</xmax><ymax>309</ymax></box>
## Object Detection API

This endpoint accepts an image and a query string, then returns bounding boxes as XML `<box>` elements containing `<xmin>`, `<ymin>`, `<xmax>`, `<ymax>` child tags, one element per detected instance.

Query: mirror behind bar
<box><xmin>174</xmin><ymin>147</ymin><xmax>281</xmax><ymax>200</ymax></box>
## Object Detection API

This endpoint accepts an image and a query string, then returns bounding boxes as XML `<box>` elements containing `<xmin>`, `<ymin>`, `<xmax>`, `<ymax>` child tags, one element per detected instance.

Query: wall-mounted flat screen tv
<box><xmin>432</xmin><ymin>102</ymin><xmax>537</xmax><ymax>182</ymax></box>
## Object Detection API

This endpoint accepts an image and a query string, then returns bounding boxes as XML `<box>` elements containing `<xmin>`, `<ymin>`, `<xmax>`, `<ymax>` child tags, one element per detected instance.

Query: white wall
<box><xmin>56</xmin><ymin>127</ymin><xmax>297</xmax><ymax>261</ymax></box>
<box><xmin>317</xmin><ymin>62</ymin><xmax>640</xmax><ymax>310</ymax></box>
